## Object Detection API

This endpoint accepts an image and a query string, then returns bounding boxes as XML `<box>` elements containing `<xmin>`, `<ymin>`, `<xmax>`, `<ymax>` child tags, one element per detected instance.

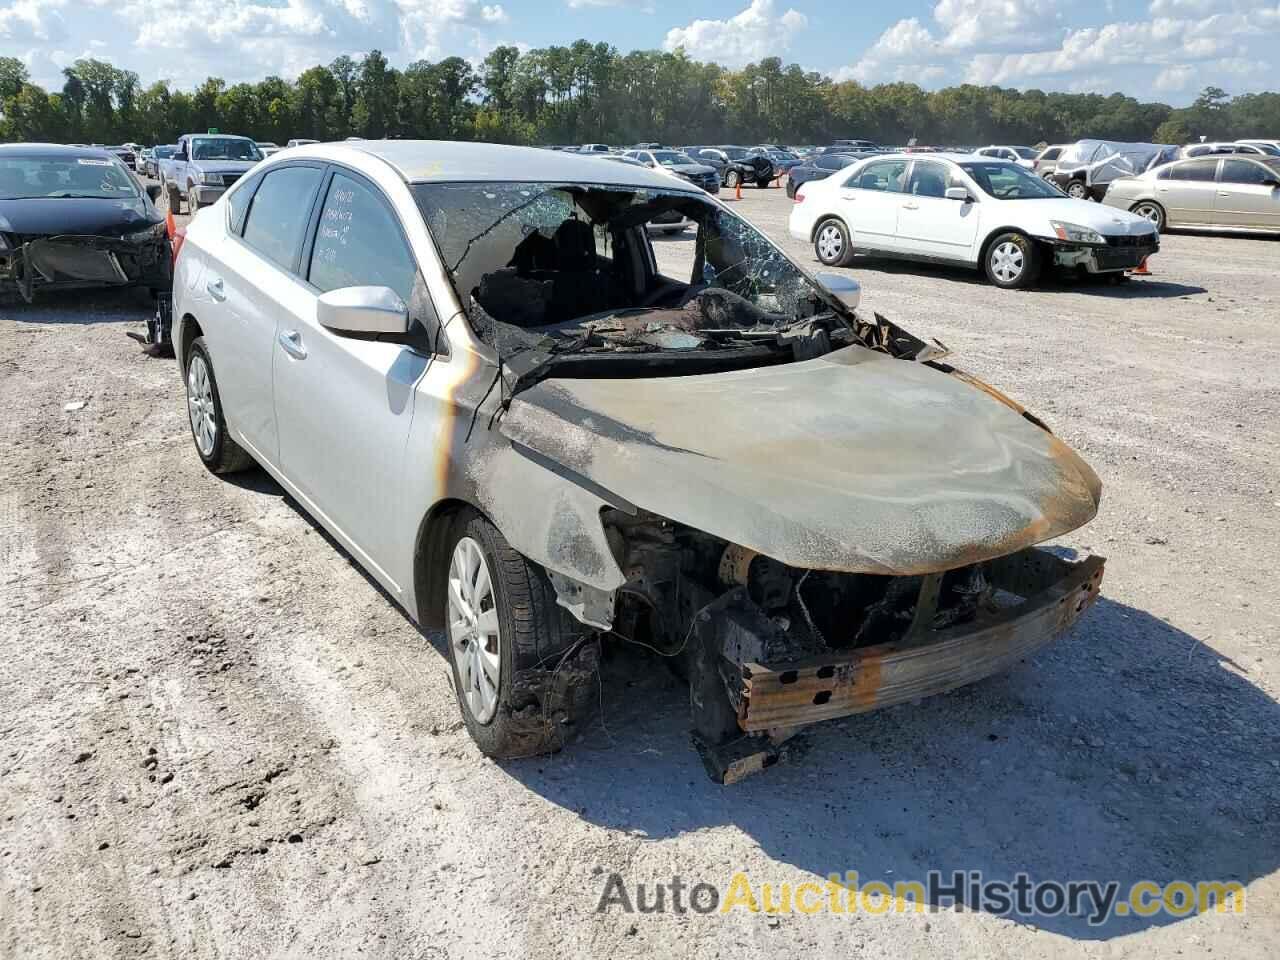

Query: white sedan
<box><xmin>789</xmin><ymin>153</ymin><xmax>1160</xmax><ymax>289</ymax></box>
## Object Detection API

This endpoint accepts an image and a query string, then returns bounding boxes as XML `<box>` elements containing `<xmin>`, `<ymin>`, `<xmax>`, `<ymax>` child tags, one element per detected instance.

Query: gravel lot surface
<box><xmin>2</xmin><ymin>185</ymin><xmax>1277</xmax><ymax>959</ymax></box>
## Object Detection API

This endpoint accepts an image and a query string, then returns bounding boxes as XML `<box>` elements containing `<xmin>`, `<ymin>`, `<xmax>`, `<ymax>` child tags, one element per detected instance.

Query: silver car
<box><xmin>172</xmin><ymin>140</ymin><xmax>1105</xmax><ymax>781</ymax></box>
<box><xmin>1103</xmin><ymin>155</ymin><xmax>1280</xmax><ymax>233</ymax></box>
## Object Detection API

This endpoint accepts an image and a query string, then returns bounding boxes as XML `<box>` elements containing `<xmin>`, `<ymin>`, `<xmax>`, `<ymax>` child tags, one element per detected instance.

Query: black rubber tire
<box><xmin>813</xmin><ymin>217</ymin><xmax>855</xmax><ymax>267</ymax></box>
<box><xmin>756</xmin><ymin>177</ymin><xmax>771</xmax><ymax>189</ymax></box>
<box><xmin>186</xmin><ymin>184</ymin><xmax>200</xmax><ymax>212</ymax></box>
<box><xmin>983</xmin><ymin>231</ymin><xmax>1041</xmax><ymax>290</ymax></box>
<box><xmin>785</xmin><ymin>179</ymin><xmax>797</xmax><ymax>199</ymax></box>
<box><xmin>724</xmin><ymin>169</ymin><xmax>741</xmax><ymax>189</ymax></box>
<box><xmin>443</xmin><ymin>508</ymin><xmax>594</xmax><ymax>760</ymax></box>
<box><xmin>1130</xmin><ymin>200</ymin><xmax>1165</xmax><ymax>233</ymax></box>
<box><xmin>1065</xmin><ymin>179</ymin><xmax>1088</xmax><ymax>200</ymax></box>
<box><xmin>184</xmin><ymin>337</ymin><xmax>256</xmax><ymax>474</ymax></box>
<box><xmin>167</xmin><ymin>184</ymin><xmax>183</xmax><ymax>214</ymax></box>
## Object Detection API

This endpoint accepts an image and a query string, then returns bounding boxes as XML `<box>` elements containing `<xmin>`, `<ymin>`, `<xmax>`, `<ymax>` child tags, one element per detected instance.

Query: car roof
<box><xmin>0</xmin><ymin>143</ymin><xmax>120</xmax><ymax>159</ymax></box>
<box><xmin>309</xmin><ymin>139</ymin><xmax>701</xmax><ymax>192</ymax></box>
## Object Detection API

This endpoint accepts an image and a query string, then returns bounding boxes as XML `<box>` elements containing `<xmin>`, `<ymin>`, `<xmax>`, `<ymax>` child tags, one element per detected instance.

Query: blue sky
<box><xmin>2</xmin><ymin>0</ymin><xmax>1276</xmax><ymax>104</ymax></box>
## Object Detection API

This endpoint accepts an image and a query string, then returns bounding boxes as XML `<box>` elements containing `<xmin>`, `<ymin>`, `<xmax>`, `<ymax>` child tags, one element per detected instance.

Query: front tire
<box><xmin>984</xmin><ymin>232</ymin><xmax>1041</xmax><ymax>289</ymax></box>
<box><xmin>1131</xmin><ymin>200</ymin><xmax>1165</xmax><ymax>233</ymax></box>
<box><xmin>813</xmin><ymin>218</ymin><xmax>854</xmax><ymax>267</ymax></box>
<box><xmin>184</xmin><ymin>337</ymin><xmax>255</xmax><ymax>474</ymax></box>
<box><xmin>1066</xmin><ymin>180</ymin><xmax>1088</xmax><ymax>200</ymax></box>
<box><xmin>724</xmin><ymin>169</ymin><xmax>741</xmax><ymax>189</ymax></box>
<box><xmin>443</xmin><ymin>509</ymin><xmax>593</xmax><ymax>759</ymax></box>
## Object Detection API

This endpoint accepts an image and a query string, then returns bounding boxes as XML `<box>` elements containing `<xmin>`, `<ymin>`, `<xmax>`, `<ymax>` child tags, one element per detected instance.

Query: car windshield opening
<box><xmin>413</xmin><ymin>181</ymin><xmax>868</xmax><ymax>378</ymax></box>
<box><xmin>191</xmin><ymin>138</ymin><xmax>262</xmax><ymax>161</ymax></box>
<box><xmin>959</xmin><ymin>162</ymin><xmax>1063</xmax><ymax>199</ymax></box>
<box><xmin>651</xmin><ymin>151</ymin><xmax>688</xmax><ymax>166</ymax></box>
<box><xmin>0</xmin><ymin>157</ymin><xmax>139</xmax><ymax>201</ymax></box>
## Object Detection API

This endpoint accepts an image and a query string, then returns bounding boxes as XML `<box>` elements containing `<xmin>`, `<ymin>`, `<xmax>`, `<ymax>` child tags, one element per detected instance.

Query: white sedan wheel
<box><xmin>186</xmin><ymin>352</ymin><xmax>217</xmax><ymax>458</ymax></box>
<box><xmin>990</xmin><ymin>241</ymin><xmax>1025</xmax><ymax>284</ymax></box>
<box><xmin>816</xmin><ymin>223</ymin><xmax>844</xmax><ymax>262</ymax></box>
<box><xmin>447</xmin><ymin>536</ymin><xmax>502</xmax><ymax>724</ymax></box>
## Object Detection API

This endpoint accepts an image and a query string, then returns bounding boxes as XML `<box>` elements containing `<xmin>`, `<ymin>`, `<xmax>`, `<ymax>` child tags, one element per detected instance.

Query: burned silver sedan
<box><xmin>172</xmin><ymin>141</ymin><xmax>1104</xmax><ymax>782</ymax></box>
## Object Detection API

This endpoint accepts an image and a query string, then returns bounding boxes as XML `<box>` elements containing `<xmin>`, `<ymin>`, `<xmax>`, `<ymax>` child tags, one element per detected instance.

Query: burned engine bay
<box><xmin>601</xmin><ymin>508</ymin><xmax>1104</xmax><ymax>784</ymax></box>
<box><xmin>418</xmin><ymin>180</ymin><xmax>1105</xmax><ymax>782</ymax></box>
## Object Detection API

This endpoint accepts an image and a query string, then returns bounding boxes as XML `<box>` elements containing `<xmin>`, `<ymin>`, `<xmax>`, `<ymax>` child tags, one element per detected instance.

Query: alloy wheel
<box><xmin>1134</xmin><ymin>203</ymin><xmax>1163</xmax><ymax>230</ymax></box>
<box><xmin>447</xmin><ymin>536</ymin><xmax>502</xmax><ymax>724</ymax></box>
<box><xmin>186</xmin><ymin>353</ymin><xmax>217</xmax><ymax>457</ymax></box>
<box><xmin>990</xmin><ymin>241</ymin><xmax>1025</xmax><ymax>284</ymax></box>
<box><xmin>1067</xmin><ymin>182</ymin><xmax>1087</xmax><ymax>199</ymax></box>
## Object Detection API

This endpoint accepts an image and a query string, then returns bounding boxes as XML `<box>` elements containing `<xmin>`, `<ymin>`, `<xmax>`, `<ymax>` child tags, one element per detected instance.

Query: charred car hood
<box><xmin>500</xmin><ymin>345</ymin><xmax>1101</xmax><ymax>576</ymax></box>
<box><xmin>0</xmin><ymin>197</ymin><xmax>158</xmax><ymax>238</ymax></box>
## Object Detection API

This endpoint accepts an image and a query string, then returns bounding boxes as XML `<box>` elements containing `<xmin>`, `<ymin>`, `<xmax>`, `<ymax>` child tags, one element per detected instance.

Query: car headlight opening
<box><xmin>1050</xmin><ymin>220</ymin><xmax>1105</xmax><ymax>244</ymax></box>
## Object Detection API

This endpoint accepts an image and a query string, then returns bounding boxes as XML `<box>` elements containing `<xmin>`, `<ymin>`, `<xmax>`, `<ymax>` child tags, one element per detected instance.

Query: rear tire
<box><xmin>1130</xmin><ymin>200</ymin><xmax>1165</xmax><ymax>233</ymax></box>
<box><xmin>813</xmin><ymin>218</ymin><xmax>854</xmax><ymax>267</ymax></box>
<box><xmin>443</xmin><ymin>509</ymin><xmax>594</xmax><ymax>760</ymax></box>
<box><xmin>984</xmin><ymin>231</ymin><xmax>1041</xmax><ymax>289</ymax></box>
<box><xmin>184</xmin><ymin>337</ymin><xmax>255</xmax><ymax>474</ymax></box>
<box><xmin>167</xmin><ymin>184</ymin><xmax>183</xmax><ymax>214</ymax></box>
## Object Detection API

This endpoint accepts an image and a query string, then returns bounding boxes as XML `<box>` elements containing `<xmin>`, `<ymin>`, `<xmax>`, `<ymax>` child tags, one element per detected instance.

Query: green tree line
<box><xmin>0</xmin><ymin>47</ymin><xmax>1274</xmax><ymax>148</ymax></box>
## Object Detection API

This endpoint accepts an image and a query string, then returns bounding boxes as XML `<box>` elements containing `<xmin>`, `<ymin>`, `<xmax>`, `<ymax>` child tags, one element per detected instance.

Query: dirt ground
<box><xmin>2</xmin><ymin>186</ymin><xmax>1278</xmax><ymax>960</ymax></box>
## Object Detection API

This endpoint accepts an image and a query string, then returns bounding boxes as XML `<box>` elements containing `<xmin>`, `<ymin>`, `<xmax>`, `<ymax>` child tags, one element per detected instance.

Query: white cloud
<box><xmin>838</xmin><ymin>0</ymin><xmax>1280</xmax><ymax>99</ymax></box>
<box><xmin>663</xmin><ymin>0</ymin><xmax>808</xmax><ymax>68</ymax></box>
<box><xmin>0</xmin><ymin>0</ymin><xmax>69</xmax><ymax>43</ymax></box>
<box><xmin>10</xmin><ymin>0</ymin><xmax>512</xmax><ymax>87</ymax></box>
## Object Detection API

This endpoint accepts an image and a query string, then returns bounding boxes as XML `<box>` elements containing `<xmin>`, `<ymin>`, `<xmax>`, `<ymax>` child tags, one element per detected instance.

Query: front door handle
<box><xmin>1218</xmin><ymin>191</ymin><xmax>1232</xmax><ymax>197</ymax></box>
<box><xmin>902</xmin><ymin>201</ymin><xmax>920</xmax><ymax>210</ymax></box>
<box><xmin>278</xmin><ymin>329</ymin><xmax>307</xmax><ymax>360</ymax></box>
<box><xmin>206</xmin><ymin>278</ymin><xmax>225</xmax><ymax>301</ymax></box>
<box><xmin>838</xmin><ymin>192</ymin><xmax>857</xmax><ymax>200</ymax></box>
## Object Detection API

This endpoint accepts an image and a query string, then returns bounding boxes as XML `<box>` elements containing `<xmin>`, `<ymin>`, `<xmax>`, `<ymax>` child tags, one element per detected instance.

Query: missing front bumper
<box><xmin>1052</xmin><ymin>242</ymin><xmax>1156</xmax><ymax>274</ymax></box>
<box><xmin>693</xmin><ymin>548</ymin><xmax>1105</xmax><ymax>783</ymax></box>
<box><xmin>8</xmin><ymin>235</ymin><xmax>170</xmax><ymax>303</ymax></box>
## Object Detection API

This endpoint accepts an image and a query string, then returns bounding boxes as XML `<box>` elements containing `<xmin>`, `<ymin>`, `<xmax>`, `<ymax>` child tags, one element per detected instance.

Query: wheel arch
<box><xmin>177</xmin><ymin>313</ymin><xmax>203</xmax><ymax>368</ymax></box>
<box><xmin>414</xmin><ymin>497</ymin><xmax>481</xmax><ymax>629</ymax></box>
<box><xmin>810</xmin><ymin>213</ymin><xmax>850</xmax><ymax>243</ymax></box>
<box><xmin>1129</xmin><ymin>198</ymin><xmax>1166</xmax><ymax>224</ymax></box>
<box><xmin>978</xmin><ymin>226</ymin><xmax>1046</xmax><ymax>267</ymax></box>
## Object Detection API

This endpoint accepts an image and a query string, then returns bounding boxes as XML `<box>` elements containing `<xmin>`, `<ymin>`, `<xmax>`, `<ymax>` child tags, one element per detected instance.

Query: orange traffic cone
<box><xmin>165</xmin><ymin>208</ymin><xmax>176</xmax><ymax>239</ymax></box>
<box><xmin>1129</xmin><ymin>256</ymin><xmax>1151</xmax><ymax>276</ymax></box>
<box><xmin>735</xmin><ymin>180</ymin><xmax>742</xmax><ymax>201</ymax></box>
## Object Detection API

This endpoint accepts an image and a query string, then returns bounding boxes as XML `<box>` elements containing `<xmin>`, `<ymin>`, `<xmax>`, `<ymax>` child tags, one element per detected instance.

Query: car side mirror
<box><xmin>145</xmin><ymin>184</ymin><xmax>161</xmax><ymax>202</ymax></box>
<box><xmin>815</xmin><ymin>271</ymin><xmax>861</xmax><ymax>311</ymax></box>
<box><xmin>317</xmin><ymin>286</ymin><xmax>410</xmax><ymax>336</ymax></box>
<box><xmin>945</xmin><ymin>187</ymin><xmax>973</xmax><ymax>202</ymax></box>
<box><xmin>1264</xmin><ymin>178</ymin><xmax>1280</xmax><ymax>188</ymax></box>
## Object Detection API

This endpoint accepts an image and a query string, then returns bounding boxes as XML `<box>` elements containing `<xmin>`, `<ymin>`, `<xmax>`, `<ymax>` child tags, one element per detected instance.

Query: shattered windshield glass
<box><xmin>413</xmin><ymin>181</ymin><xmax>851</xmax><ymax>375</ymax></box>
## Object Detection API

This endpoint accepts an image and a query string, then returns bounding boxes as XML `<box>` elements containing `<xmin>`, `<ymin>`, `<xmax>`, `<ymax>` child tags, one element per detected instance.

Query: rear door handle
<box><xmin>205</xmin><ymin>278</ymin><xmax>225</xmax><ymax>301</ymax></box>
<box><xmin>902</xmin><ymin>202</ymin><xmax>920</xmax><ymax>210</ymax></box>
<box><xmin>278</xmin><ymin>330</ymin><xmax>307</xmax><ymax>360</ymax></box>
<box><xmin>1218</xmin><ymin>191</ymin><xmax>1231</xmax><ymax>197</ymax></box>
<box><xmin>839</xmin><ymin>192</ymin><xmax>857</xmax><ymax>200</ymax></box>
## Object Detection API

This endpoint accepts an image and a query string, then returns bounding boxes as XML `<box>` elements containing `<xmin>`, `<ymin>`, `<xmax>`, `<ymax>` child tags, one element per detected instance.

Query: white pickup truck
<box><xmin>157</xmin><ymin>133</ymin><xmax>264</xmax><ymax>213</ymax></box>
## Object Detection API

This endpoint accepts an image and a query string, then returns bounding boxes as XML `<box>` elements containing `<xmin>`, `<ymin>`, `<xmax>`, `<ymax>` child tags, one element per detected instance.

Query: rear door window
<box><xmin>847</xmin><ymin>160</ymin><xmax>908</xmax><ymax>192</ymax></box>
<box><xmin>241</xmin><ymin>165</ymin><xmax>324</xmax><ymax>272</ymax></box>
<box><xmin>307</xmin><ymin>172</ymin><xmax>416</xmax><ymax>303</ymax></box>
<box><xmin>1168</xmin><ymin>160</ymin><xmax>1219</xmax><ymax>182</ymax></box>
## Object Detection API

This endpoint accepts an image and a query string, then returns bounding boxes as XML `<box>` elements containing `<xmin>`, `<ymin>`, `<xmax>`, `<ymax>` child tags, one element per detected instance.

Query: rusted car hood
<box><xmin>500</xmin><ymin>345</ymin><xmax>1101</xmax><ymax>576</ymax></box>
